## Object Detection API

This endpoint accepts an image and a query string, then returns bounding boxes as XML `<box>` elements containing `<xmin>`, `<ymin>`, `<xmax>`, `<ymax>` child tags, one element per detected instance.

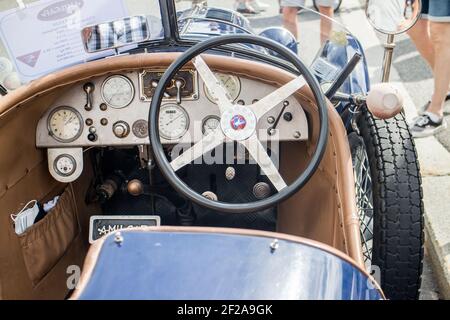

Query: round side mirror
<box><xmin>366</xmin><ymin>0</ymin><xmax>422</xmax><ymax>35</ymax></box>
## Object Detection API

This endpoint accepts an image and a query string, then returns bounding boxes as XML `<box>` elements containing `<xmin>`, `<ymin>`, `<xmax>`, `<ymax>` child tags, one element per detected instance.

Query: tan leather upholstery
<box><xmin>0</xmin><ymin>52</ymin><xmax>363</xmax><ymax>299</ymax></box>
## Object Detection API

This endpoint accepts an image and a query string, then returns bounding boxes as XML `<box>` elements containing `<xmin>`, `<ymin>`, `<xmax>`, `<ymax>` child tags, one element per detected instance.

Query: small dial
<box><xmin>132</xmin><ymin>119</ymin><xmax>149</xmax><ymax>138</ymax></box>
<box><xmin>204</xmin><ymin>73</ymin><xmax>241</xmax><ymax>104</ymax></box>
<box><xmin>202</xmin><ymin>116</ymin><xmax>221</xmax><ymax>136</ymax></box>
<box><xmin>54</xmin><ymin>154</ymin><xmax>76</xmax><ymax>177</ymax></box>
<box><xmin>101</xmin><ymin>75</ymin><xmax>135</xmax><ymax>108</ymax></box>
<box><xmin>48</xmin><ymin>106</ymin><xmax>83</xmax><ymax>142</ymax></box>
<box><xmin>159</xmin><ymin>104</ymin><xmax>189</xmax><ymax>140</ymax></box>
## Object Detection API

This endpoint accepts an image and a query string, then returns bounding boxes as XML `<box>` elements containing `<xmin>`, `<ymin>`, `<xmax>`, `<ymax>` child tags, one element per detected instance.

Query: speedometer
<box><xmin>101</xmin><ymin>75</ymin><xmax>135</xmax><ymax>108</ymax></box>
<box><xmin>48</xmin><ymin>106</ymin><xmax>83</xmax><ymax>143</ymax></box>
<box><xmin>204</xmin><ymin>73</ymin><xmax>241</xmax><ymax>104</ymax></box>
<box><xmin>159</xmin><ymin>104</ymin><xmax>189</xmax><ymax>140</ymax></box>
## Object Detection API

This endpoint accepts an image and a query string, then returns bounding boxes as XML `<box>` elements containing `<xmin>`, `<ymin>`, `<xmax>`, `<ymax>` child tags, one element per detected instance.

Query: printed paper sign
<box><xmin>0</xmin><ymin>0</ymin><xmax>128</xmax><ymax>82</ymax></box>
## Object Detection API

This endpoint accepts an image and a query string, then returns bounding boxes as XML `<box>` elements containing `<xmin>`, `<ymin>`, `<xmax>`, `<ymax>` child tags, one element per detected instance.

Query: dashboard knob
<box><xmin>87</xmin><ymin>133</ymin><xmax>97</xmax><ymax>142</ymax></box>
<box><xmin>113</xmin><ymin>121</ymin><xmax>130</xmax><ymax>138</ymax></box>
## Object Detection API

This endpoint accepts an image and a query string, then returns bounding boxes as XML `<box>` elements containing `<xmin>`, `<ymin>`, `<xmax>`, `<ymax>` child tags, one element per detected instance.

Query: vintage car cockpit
<box><xmin>0</xmin><ymin>0</ymin><xmax>424</xmax><ymax>300</ymax></box>
<box><xmin>0</xmin><ymin>0</ymin><xmax>371</xmax><ymax>300</ymax></box>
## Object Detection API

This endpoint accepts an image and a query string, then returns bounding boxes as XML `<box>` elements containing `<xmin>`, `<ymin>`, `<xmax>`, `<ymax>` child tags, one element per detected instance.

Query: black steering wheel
<box><xmin>149</xmin><ymin>35</ymin><xmax>328</xmax><ymax>213</ymax></box>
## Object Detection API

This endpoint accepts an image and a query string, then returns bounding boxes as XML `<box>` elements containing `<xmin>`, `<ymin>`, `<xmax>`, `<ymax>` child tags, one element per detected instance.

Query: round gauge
<box><xmin>159</xmin><ymin>104</ymin><xmax>189</xmax><ymax>140</ymax></box>
<box><xmin>54</xmin><ymin>154</ymin><xmax>77</xmax><ymax>177</ymax></box>
<box><xmin>48</xmin><ymin>106</ymin><xmax>83</xmax><ymax>143</ymax></box>
<box><xmin>204</xmin><ymin>73</ymin><xmax>241</xmax><ymax>104</ymax></box>
<box><xmin>101</xmin><ymin>75</ymin><xmax>135</xmax><ymax>108</ymax></box>
<box><xmin>202</xmin><ymin>116</ymin><xmax>221</xmax><ymax>136</ymax></box>
<box><xmin>132</xmin><ymin>119</ymin><xmax>149</xmax><ymax>139</ymax></box>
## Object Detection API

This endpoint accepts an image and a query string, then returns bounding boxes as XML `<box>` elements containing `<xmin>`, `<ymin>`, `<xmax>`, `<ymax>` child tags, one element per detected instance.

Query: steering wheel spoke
<box><xmin>170</xmin><ymin>129</ymin><xmax>225</xmax><ymax>172</ymax></box>
<box><xmin>250</xmin><ymin>76</ymin><xmax>307</xmax><ymax>120</ymax></box>
<box><xmin>149</xmin><ymin>34</ymin><xmax>328</xmax><ymax>213</ymax></box>
<box><xmin>193</xmin><ymin>56</ymin><xmax>234</xmax><ymax>114</ymax></box>
<box><xmin>242</xmin><ymin>134</ymin><xmax>287</xmax><ymax>192</ymax></box>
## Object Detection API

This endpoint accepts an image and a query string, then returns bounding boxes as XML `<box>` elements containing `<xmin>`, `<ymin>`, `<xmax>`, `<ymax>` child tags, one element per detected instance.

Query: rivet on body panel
<box><xmin>270</xmin><ymin>239</ymin><xmax>279</xmax><ymax>253</ymax></box>
<box><xmin>114</xmin><ymin>231</ymin><xmax>124</xmax><ymax>246</ymax></box>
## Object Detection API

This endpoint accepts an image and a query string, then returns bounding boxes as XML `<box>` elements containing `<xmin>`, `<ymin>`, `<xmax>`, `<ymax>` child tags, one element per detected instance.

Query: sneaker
<box><xmin>236</xmin><ymin>3</ymin><xmax>257</xmax><ymax>14</ymax></box>
<box><xmin>409</xmin><ymin>112</ymin><xmax>447</xmax><ymax>138</ymax></box>
<box><xmin>249</xmin><ymin>0</ymin><xmax>269</xmax><ymax>11</ymax></box>
<box><xmin>419</xmin><ymin>100</ymin><xmax>450</xmax><ymax>116</ymax></box>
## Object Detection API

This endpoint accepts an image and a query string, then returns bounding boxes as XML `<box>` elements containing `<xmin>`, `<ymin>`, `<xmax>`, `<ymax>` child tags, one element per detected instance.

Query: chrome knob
<box><xmin>113</xmin><ymin>121</ymin><xmax>130</xmax><ymax>138</ymax></box>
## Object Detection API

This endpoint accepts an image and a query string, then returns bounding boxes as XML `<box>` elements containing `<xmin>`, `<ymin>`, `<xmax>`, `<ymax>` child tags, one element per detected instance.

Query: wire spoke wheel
<box><xmin>352</xmin><ymin>138</ymin><xmax>374</xmax><ymax>270</ymax></box>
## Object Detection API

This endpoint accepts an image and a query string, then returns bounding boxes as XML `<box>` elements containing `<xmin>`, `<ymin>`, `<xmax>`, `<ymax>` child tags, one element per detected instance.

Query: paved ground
<box><xmin>421</xmin><ymin>255</ymin><xmax>441</xmax><ymax>300</ymax></box>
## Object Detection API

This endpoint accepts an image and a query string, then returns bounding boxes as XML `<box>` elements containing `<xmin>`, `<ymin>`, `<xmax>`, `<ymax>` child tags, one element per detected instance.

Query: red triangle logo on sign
<box><xmin>17</xmin><ymin>50</ymin><xmax>41</xmax><ymax>68</ymax></box>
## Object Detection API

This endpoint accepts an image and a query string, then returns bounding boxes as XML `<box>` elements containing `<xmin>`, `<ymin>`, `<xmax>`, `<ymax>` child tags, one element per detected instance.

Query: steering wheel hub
<box><xmin>220</xmin><ymin>106</ymin><xmax>257</xmax><ymax>141</ymax></box>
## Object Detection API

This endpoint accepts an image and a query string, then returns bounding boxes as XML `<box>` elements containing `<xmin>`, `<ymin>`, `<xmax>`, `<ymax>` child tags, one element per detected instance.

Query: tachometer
<box><xmin>159</xmin><ymin>104</ymin><xmax>189</xmax><ymax>140</ymax></box>
<box><xmin>48</xmin><ymin>106</ymin><xmax>83</xmax><ymax>143</ymax></box>
<box><xmin>101</xmin><ymin>75</ymin><xmax>135</xmax><ymax>108</ymax></box>
<box><xmin>204</xmin><ymin>73</ymin><xmax>241</xmax><ymax>104</ymax></box>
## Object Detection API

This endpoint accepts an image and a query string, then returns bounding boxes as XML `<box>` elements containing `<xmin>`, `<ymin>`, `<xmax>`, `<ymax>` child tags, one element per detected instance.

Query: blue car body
<box><xmin>74</xmin><ymin>230</ymin><xmax>383</xmax><ymax>300</ymax></box>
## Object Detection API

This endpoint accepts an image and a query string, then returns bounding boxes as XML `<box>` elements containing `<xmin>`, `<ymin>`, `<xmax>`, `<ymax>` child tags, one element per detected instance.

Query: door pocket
<box><xmin>18</xmin><ymin>184</ymin><xmax>80</xmax><ymax>285</ymax></box>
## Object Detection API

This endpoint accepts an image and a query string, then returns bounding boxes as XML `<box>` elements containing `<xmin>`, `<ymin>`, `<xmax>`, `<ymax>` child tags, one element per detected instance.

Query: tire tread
<box><xmin>358</xmin><ymin>110</ymin><xmax>424</xmax><ymax>300</ymax></box>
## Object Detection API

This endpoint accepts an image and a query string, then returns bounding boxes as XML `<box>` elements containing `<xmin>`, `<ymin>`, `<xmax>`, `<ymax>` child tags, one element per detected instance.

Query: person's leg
<box><xmin>282</xmin><ymin>7</ymin><xmax>300</xmax><ymax>38</ymax></box>
<box><xmin>410</xmin><ymin>1</ymin><xmax>450</xmax><ymax>137</ymax></box>
<box><xmin>318</xmin><ymin>5</ymin><xmax>333</xmax><ymax>18</ymax></box>
<box><xmin>407</xmin><ymin>19</ymin><xmax>435</xmax><ymax>68</ymax></box>
<box><xmin>318</xmin><ymin>5</ymin><xmax>333</xmax><ymax>43</ymax></box>
<box><xmin>428</xmin><ymin>21</ymin><xmax>450</xmax><ymax>116</ymax></box>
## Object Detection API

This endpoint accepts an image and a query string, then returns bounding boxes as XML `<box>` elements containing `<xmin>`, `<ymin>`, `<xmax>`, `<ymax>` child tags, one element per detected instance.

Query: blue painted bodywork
<box><xmin>259</xmin><ymin>27</ymin><xmax>298</xmax><ymax>55</ymax></box>
<box><xmin>77</xmin><ymin>231</ymin><xmax>383</xmax><ymax>300</ymax></box>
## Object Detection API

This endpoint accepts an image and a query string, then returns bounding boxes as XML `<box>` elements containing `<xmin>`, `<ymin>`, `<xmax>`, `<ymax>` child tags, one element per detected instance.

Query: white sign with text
<box><xmin>0</xmin><ymin>0</ymin><xmax>128</xmax><ymax>82</ymax></box>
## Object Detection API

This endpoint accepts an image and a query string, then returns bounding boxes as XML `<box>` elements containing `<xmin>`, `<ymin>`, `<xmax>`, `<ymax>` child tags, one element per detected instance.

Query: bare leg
<box><xmin>318</xmin><ymin>6</ymin><xmax>333</xmax><ymax>44</ymax></box>
<box><xmin>282</xmin><ymin>7</ymin><xmax>299</xmax><ymax>39</ymax></box>
<box><xmin>407</xmin><ymin>19</ymin><xmax>435</xmax><ymax>68</ymax></box>
<box><xmin>428</xmin><ymin>22</ymin><xmax>450</xmax><ymax>116</ymax></box>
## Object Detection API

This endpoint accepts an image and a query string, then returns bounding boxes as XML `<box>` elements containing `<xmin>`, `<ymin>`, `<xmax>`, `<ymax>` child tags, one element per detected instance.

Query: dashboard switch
<box><xmin>113</xmin><ymin>121</ymin><xmax>130</xmax><ymax>138</ymax></box>
<box><xmin>83</xmin><ymin>83</ymin><xmax>94</xmax><ymax>111</ymax></box>
<box><xmin>175</xmin><ymin>79</ymin><xmax>183</xmax><ymax>104</ymax></box>
<box><xmin>87</xmin><ymin>133</ymin><xmax>97</xmax><ymax>142</ymax></box>
<box><xmin>283</xmin><ymin>112</ymin><xmax>293</xmax><ymax>122</ymax></box>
